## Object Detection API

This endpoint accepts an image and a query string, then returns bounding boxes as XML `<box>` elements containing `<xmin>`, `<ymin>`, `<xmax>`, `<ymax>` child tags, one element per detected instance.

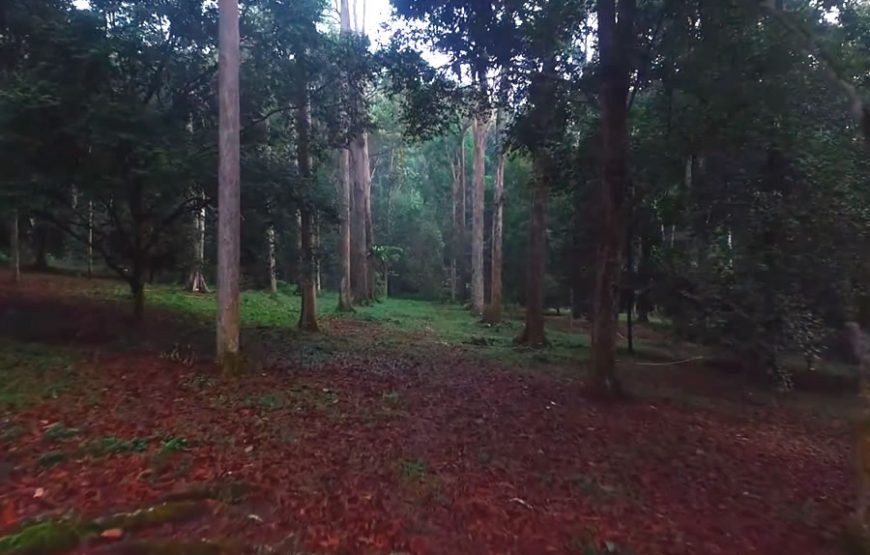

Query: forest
<box><xmin>1</xmin><ymin>0</ymin><xmax>870</xmax><ymax>553</ymax></box>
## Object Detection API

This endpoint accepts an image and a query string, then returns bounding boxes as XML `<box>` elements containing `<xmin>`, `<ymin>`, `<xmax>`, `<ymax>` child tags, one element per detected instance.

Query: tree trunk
<box><xmin>450</xmin><ymin>125</ymin><xmax>468</xmax><ymax>303</ymax></box>
<box><xmin>337</xmin><ymin>148</ymin><xmax>353</xmax><ymax>310</ymax></box>
<box><xmin>217</xmin><ymin>0</ymin><xmax>242</xmax><ymax>373</ymax></box>
<box><xmin>470</xmin><ymin>114</ymin><xmax>488</xmax><ymax>314</ymax></box>
<box><xmin>590</xmin><ymin>0</ymin><xmax>634</xmax><ymax>398</ymax></box>
<box><xmin>483</xmin><ymin>112</ymin><xmax>505</xmax><ymax>324</ymax></box>
<box><xmin>363</xmin><ymin>133</ymin><xmax>375</xmax><ymax>300</ymax></box>
<box><xmin>131</xmin><ymin>278</ymin><xmax>145</xmax><ymax>322</ymax></box>
<box><xmin>10</xmin><ymin>210</ymin><xmax>20</xmax><ymax>284</ymax></box>
<box><xmin>267</xmin><ymin>224</ymin><xmax>278</xmax><ymax>293</ymax></box>
<box><xmin>87</xmin><ymin>201</ymin><xmax>94</xmax><ymax>278</ymax></box>
<box><xmin>350</xmin><ymin>134</ymin><xmax>370</xmax><ymax>303</ymax></box>
<box><xmin>296</xmin><ymin>73</ymin><xmax>319</xmax><ymax>333</ymax></box>
<box><xmin>33</xmin><ymin>224</ymin><xmax>48</xmax><ymax>271</ymax></box>
<box><xmin>189</xmin><ymin>194</ymin><xmax>209</xmax><ymax>293</ymax></box>
<box><xmin>314</xmin><ymin>211</ymin><xmax>322</xmax><ymax>294</ymax></box>
<box><xmin>516</xmin><ymin>157</ymin><xmax>549</xmax><ymax>347</ymax></box>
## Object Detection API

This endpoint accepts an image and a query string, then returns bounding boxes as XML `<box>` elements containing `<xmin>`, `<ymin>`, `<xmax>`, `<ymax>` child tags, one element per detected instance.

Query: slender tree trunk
<box><xmin>350</xmin><ymin>134</ymin><xmax>369</xmax><ymax>303</ymax></box>
<box><xmin>470</xmin><ymin>114</ymin><xmax>488</xmax><ymax>314</ymax></box>
<box><xmin>483</xmin><ymin>112</ymin><xmax>506</xmax><ymax>323</ymax></box>
<box><xmin>450</xmin><ymin>125</ymin><xmax>468</xmax><ymax>303</ymax></box>
<box><xmin>131</xmin><ymin>277</ymin><xmax>145</xmax><ymax>322</ymax></box>
<box><xmin>267</xmin><ymin>224</ymin><xmax>278</xmax><ymax>293</ymax></box>
<box><xmin>296</xmin><ymin>75</ymin><xmax>319</xmax><ymax>333</ymax></box>
<box><xmin>217</xmin><ymin>0</ymin><xmax>241</xmax><ymax>372</ymax></box>
<box><xmin>337</xmin><ymin>148</ymin><xmax>353</xmax><ymax>310</ymax></box>
<box><xmin>625</xmin><ymin>223</ymin><xmax>635</xmax><ymax>355</ymax></box>
<box><xmin>314</xmin><ymin>212</ymin><xmax>322</xmax><ymax>294</ymax></box>
<box><xmin>33</xmin><ymin>224</ymin><xmax>48</xmax><ymax>271</ymax></box>
<box><xmin>517</xmin><ymin>157</ymin><xmax>549</xmax><ymax>346</ymax></box>
<box><xmin>363</xmin><ymin>133</ymin><xmax>375</xmax><ymax>300</ymax></box>
<box><xmin>87</xmin><ymin>201</ymin><xmax>94</xmax><ymax>278</ymax></box>
<box><xmin>10</xmin><ymin>210</ymin><xmax>20</xmax><ymax>284</ymax></box>
<box><xmin>336</xmin><ymin>0</ymin><xmax>354</xmax><ymax>311</ymax></box>
<box><xmin>189</xmin><ymin>194</ymin><xmax>209</xmax><ymax>293</ymax></box>
<box><xmin>590</xmin><ymin>0</ymin><xmax>634</xmax><ymax>398</ymax></box>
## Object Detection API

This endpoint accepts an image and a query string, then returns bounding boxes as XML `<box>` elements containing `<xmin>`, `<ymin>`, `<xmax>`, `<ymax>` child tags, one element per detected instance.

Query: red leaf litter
<box><xmin>0</xmin><ymin>275</ymin><xmax>856</xmax><ymax>554</ymax></box>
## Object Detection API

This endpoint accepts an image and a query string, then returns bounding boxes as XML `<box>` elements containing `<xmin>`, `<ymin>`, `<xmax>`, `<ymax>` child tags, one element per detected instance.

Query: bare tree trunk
<box><xmin>314</xmin><ymin>211</ymin><xmax>322</xmax><ymax>294</ymax></box>
<box><xmin>350</xmin><ymin>134</ymin><xmax>369</xmax><ymax>303</ymax></box>
<box><xmin>267</xmin><ymin>224</ymin><xmax>278</xmax><ymax>293</ymax></box>
<box><xmin>450</xmin><ymin>125</ymin><xmax>468</xmax><ymax>303</ymax></box>
<box><xmin>590</xmin><ymin>0</ymin><xmax>634</xmax><ymax>398</ymax></box>
<box><xmin>336</xmin><ymin>0</ymin><xmax>354</xmax><ymax>311</ymax></box>
<box><xmin>189</xmin><ymin>193</ymin><xmax>209</xmax><ymax>293</ymax></box>
<box><xmin>516</xmin><ymin>158</ymin><xmax>548</xmax><ymax>346</ymax></box>
<box><xmin>217</xmin><ymin>0</ymin><xmax>241</xmax><ymax>372</ymax></box>
<box><xmin>296</xmin><ymin>72</ymin><xmax>319</xmax><ymax>333</ymax></box>
<box><xmin>33</xmin><ymin>223</ymin><xmax>48</xmax><ymax>271</ymax></box>
<box><xmin>10</xmin><ymin>210</ymin><xmax>20</xmax><ymax>284</ymax></box>
<box><xmin>337</xmin><ymin>148</ymin><xmax>353</xmax><ymax>310</ymax></box>
<box><xmin>363</xmin><ymin>133</ymin><xmax>375</xmax><ymax>300</ymax></box>
<box><xmin>470</xmin><ymin>114</ymin><xmax>488</xmax><ymax>314</ymax></box>
<box><xmin>87</xmin><ymin>201</ymin><xmax>94</xmax><ymax>278</ymax></box>
<box><xmin>484</xmin><ymin>111</ymin><xmax>505</xmax><ymax>324</ymax></box>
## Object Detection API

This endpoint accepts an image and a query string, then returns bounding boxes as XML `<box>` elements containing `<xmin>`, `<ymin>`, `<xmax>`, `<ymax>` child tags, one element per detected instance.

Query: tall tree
<box><xmin>336</xmin><ymin>0</ymin><xmax>354</xmax><ymax>311</ymax></box>
<box><xmin>9</xmin><ymin>210</ymin><xmax>20</xmax><ymax>284</ymax></box>
<box><xmin>296</xmin><ymin>74</ymin><xmax>319</xmax><ymax>332</ymax></box>
<box><xmin>470</xmin><ymin>113</ymin><xmax>489</xmax><ymax>314</ymax></box>
<box><xmin>450</xmin><ymin>123</ymin><xmax>468</xmax><ymax>302</ymax></box>
<box><xmin>483</xmin><ymin>110</ymin><xmax>505</xmax><ymax>323</ymax></box>
<box><xmin>589</xmin><ymin>0</ymin><xmax>634</xmax><ymax>396</ymax></box>
<box><xmin>217</xmin><ymin>0</ymin><xmax>241</xmax><ymax>370</ymax></box>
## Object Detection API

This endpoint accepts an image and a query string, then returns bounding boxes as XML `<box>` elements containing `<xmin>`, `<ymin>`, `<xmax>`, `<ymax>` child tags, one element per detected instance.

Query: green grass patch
<box><xmin>107</xmin><ymin>283</ymin><xmax>339</xmax><ymax>329</ymax></box>
<box><xmin>398</xmin><ymin>457</ymin><xmax>429</xmax><ymax>482</ymax></box>
<box><xmin>42</xmin><ymin>423</ymin><xmax>81</xmax><ymax>441</ymax></box>
<box><xmin>37</xmin><ymin>451</ymin><xmax>65</xmax><ymax>467</ymax></box>
<box><xmin>90</xmin><ymin>436</ymin><xmax>149</xmax><ymax>455</ymax></box>
<box><xmin>0</xmin><ymin>341</ymin><xmax>76</xmax><ymax>410</ymax></box>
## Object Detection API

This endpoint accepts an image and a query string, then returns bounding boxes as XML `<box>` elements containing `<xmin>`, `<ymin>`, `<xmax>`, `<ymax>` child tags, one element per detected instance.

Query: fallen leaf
<box><xmin>33</xmin><ymin>488</ymin><xmax>45</xmax><ymax>498</ymax></box>
<box><xmin>1</xmin><ymin>503</ymin><xmax>15</xmax><ymax>527</ymax></box>
<box><xmin>100</xmin><ymin>528</ymin><xmax>124</xmax><ymax>540</ymax></box>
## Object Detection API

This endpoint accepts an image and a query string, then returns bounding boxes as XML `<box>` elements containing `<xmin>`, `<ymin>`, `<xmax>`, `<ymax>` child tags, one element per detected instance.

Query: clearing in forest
<box><xmin>0</xmin><ymin>273</ymin><xmax>855</xmax><ymax>555</ymax></box>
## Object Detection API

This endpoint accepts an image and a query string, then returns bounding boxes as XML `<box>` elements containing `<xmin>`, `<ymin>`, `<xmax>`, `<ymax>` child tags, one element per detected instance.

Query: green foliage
<box><xmin>0</xmin><ymin>520</ymin><xmax>81</xmax><ymax>555</ymax></box>
<box><xmin>91</xmin><ymin>436</ymin><xmax>148</xmax><ymax>455</ymax></box>
<box><xmin>398</xmin><ymin>457</ymin><xmax>429</xmax><ymax>481</ymax></box>
<box><xmin>36</xmin><ymin>451</ymin><xmax>65</xmax><ymax>467</ymax></box>
<box><xmin>41</xmin><ymin>423</ymin><xmax>80</xmax><ymax>441</ymax></box>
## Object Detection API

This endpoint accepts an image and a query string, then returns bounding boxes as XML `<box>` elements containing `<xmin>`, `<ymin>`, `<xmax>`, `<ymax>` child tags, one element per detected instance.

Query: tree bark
<box><xmin>189</xmin><ymin>193</ymin><xmax>209</xmax><ymax>293</ymax></box>
<box><xmin>470</xmin><ymin>114</ymin><xmax>488</xmax><ymax>314</ymax></box>
<box><xmin>337</xmin><ymin>149</ymin><xmax>353</xmax><ymax>310</ymax></box>
<box><xmin>363</xmin><ymin>133</ymin><xmax>375</xmax><ymax>300</ymax></box>
<box><xmin>33</xmin><ymin>223</ymin><xmax>48</xmax><ymax>271</ymax></box>
<box><xmin>296</xmin><ymin>75</ymin><xmax>319</xmax><ymax>333</ymax></box>
<box><xmin>450</xmin><ymin>125</ymin><xmax>468</xmax><ymax>303</ymax></box>
<box><xmin>10</xmin><ymin>210</ymin><xmax>20</xmax><ymax>284</ymax></box>
<box><xmin>267</xmin><ymin>224</ymin><xmax>278</xmax><ymax>293</ymax></box>
<box><xmin>336</xmin><ymin>0</ymin><xmax>354</xmax><ymax>312</ymax></box>
<box><xmin>87</xmin><ymin>201</ymin><xmax>94</xmax><ymax>278</ymax></box>
<box><xmin>217</xmin><ymin>0</ymin><xmax>242</xmax><ymax>372</ymax></box>
<box><xmin>131</xmin><ymin>278</ymin><xmax>145</xmax><ymax>322</ymax></box>
<box><xmin>483</xmin><ymin>111</ymin><xmax>505</xmax><ymax>323</ymax></box>
<box><xmin>516</xmin><ymin>157</ymin><xmax>549</xmax><ymax>347</ymax></box>
<box><xmin>590</xmin><ymin>0</ymin><xmax>634</xmax><ymax>398</ymax></box>
<box><xmin>350</xmin><ymin>134</ymin><xmax>370</xmax><ymax>303</ymax></box>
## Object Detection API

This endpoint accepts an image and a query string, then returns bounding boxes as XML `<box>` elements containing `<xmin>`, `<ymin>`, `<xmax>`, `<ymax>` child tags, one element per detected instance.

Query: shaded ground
<box><xmin>0</xmin><ymin>272</ymin><xmax>857</xmax><ymax>554</ymax></box>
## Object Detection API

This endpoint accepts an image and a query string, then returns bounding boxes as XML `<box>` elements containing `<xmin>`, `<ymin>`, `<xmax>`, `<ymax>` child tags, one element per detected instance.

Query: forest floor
<box><xmin>0</xmin><ymin>271</ymin><xmax>858</xmax><ymax>555</ymax></box>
